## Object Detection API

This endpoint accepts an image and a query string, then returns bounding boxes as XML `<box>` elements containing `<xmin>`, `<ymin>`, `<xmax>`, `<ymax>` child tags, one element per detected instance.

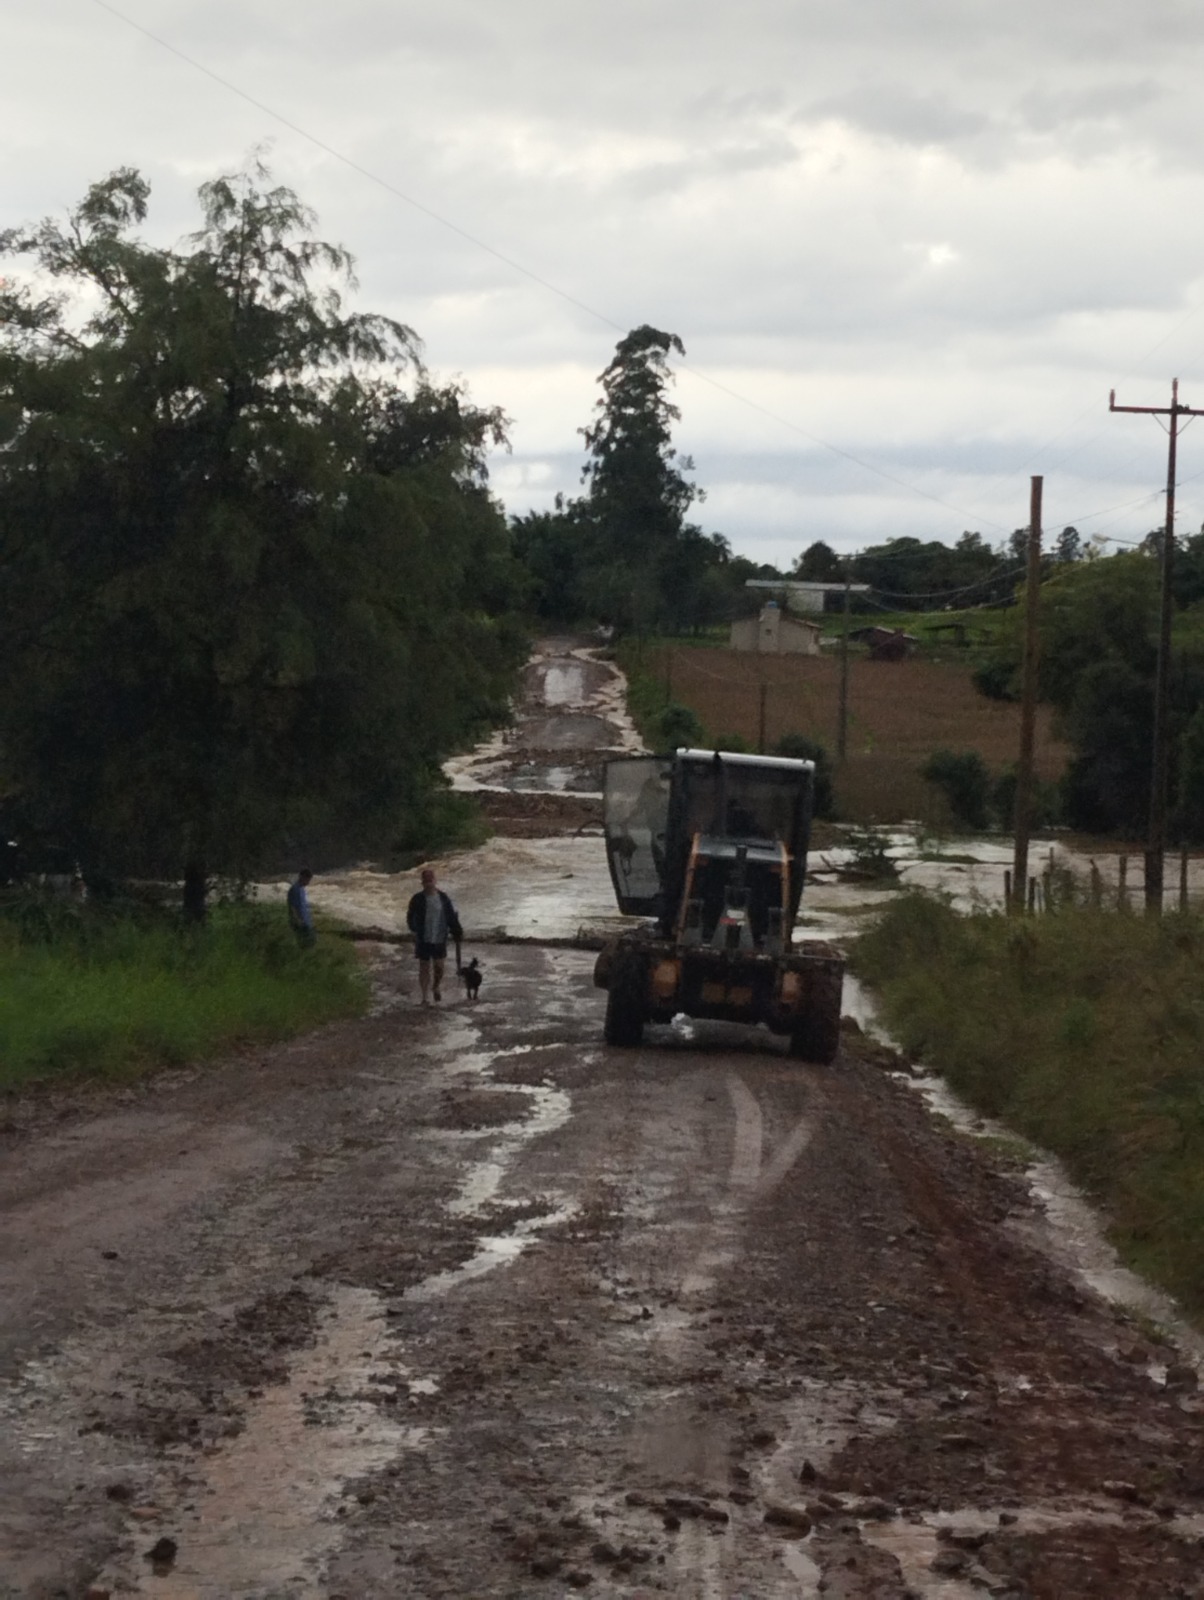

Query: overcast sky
<box><xmin>9</xmin><ymin>0</ymin><xmax>1204</xmax><ymax>568</ymax></box>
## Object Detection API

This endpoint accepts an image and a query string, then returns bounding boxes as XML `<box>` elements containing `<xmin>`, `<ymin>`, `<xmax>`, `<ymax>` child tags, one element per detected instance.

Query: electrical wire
<box><xmin>82</xmin><ymin>0</ymin><xmax>1204</xmax><ymax>554</ymax></box>
<box><xmin>868</xmin><ymin>564</ymin><xmax>1027</xmax><ymax>604</ymax></box>
<box><xmin>85</xmin><ymin>0</ymin><xmax>1018</xmax><ymax>535</ymax></box>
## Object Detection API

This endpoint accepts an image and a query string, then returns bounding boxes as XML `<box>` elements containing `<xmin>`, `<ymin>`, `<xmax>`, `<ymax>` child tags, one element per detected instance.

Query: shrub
<box><xmin>921</xmin><ymin>749</ymin><xmax>991</xmax><ymax>831</ymax></box>
<box><xmin>972</xmin><ymin>657</ymin><xmax>1018</xmax><ymax>701</ymax></box>
<box><xmin>992</xmin><ymin>767</ymin><xmax>1061</xmax><ymax>831</ymax></box>
<box><xmin>657</xmin><ymin>702</ymin><xmax>705</xmax><ymax>751</ymax></box>
<box><xmin>775</xmin><ymin>733</ymin><xmax>836</xmax><ymax>819</ymax></box>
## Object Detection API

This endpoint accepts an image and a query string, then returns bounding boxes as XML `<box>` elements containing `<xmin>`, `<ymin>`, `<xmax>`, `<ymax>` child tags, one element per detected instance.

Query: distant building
<box><xmin>744</xmin><ymin>578</ymin><xmax>870</xmax><ymax>615</ymax></box>
<box><xmin>730</xmin><ymin>602</ymin><xmax>821</xmax><ymax>656</ymax></box>
<box><xmin>848</xmin><ymin>626</ymin><xmax>918</xmax><ymax>661</ymax></box>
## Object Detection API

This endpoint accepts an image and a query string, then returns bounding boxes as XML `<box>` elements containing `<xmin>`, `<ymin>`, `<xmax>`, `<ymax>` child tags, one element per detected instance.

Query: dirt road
<box><xmin>3</xmin><ymin>642</ymin><xmax>1203</xmax><ymax>1600</ymax></box>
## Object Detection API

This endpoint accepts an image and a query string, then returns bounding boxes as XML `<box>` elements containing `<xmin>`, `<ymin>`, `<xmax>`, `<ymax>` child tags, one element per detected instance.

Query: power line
<box><xmin>86</xmin><ymin>0</ymin><xmax>621</xmax><ymax>337</ymax></box>
<box><xmin>86</xmin><ymin>0</ymin><xmax>1016</xmax><ymax>535</ymax></box>
<box><xmin>869</xmin><ymin>563</ymin><xmax>1027</xmax><ymax>604</ymax></box>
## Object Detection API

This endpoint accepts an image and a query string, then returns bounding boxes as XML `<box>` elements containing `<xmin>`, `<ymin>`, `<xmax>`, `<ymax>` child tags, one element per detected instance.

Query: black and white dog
<box><xmin>460</xmin><ymin>957</ymin><xmax>483</xmax><ymax>1002</ymax></box>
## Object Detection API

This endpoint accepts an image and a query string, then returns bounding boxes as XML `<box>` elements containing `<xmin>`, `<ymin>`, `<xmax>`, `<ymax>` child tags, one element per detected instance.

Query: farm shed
<box><xmin>849</xmin><ymin>626</ymin><xmax>919</xmax><ymax>661</ymax></box>
<box><xmin>730</xmin><ymin>602</ymin><xmax>821</xmax><ymax>656</ymax></box>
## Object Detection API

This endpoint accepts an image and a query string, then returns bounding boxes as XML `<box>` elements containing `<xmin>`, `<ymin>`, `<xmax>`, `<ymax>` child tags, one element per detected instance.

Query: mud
<box><xmin>3</xmin><ymin>640</ymin><xmax>1204</xmax><ymax>1599</ymax></box>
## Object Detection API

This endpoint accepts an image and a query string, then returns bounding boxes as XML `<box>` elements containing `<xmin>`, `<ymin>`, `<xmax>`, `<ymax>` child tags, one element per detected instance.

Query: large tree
<box><xmin>576</xmin><ymin>325</ymin><xmax>708</xmax><ymax>631</ymax></box>
<box><xmin>0</xmin><ymin>163</ymin><xmax>524</xmax><ymax>911</ymax></box>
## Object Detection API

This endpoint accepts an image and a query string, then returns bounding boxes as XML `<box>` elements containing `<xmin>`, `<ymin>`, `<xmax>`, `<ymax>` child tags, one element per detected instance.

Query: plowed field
<box><xmin>655</xmin><ymin>644</ymin><xmax>1069</xmax><ymax>822</ymax></box>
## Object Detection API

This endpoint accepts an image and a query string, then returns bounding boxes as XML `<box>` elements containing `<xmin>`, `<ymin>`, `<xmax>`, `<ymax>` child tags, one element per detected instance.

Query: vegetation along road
<box><xmin>0</xmin><ymin>640</ymin><xmax>1201</xmax><ymax>1600</ymax></box>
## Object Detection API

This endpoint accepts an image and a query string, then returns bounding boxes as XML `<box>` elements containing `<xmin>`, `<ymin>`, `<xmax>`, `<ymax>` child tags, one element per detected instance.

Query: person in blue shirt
<box><xmin>287</xmin><ymin>868</ymin><xmax>316</xmax><ymax>948</ymax></box>
<box><xmin>406</xmin><ymin>867</ymin><xmax>463</xmax><ymax>1005</ymax></box>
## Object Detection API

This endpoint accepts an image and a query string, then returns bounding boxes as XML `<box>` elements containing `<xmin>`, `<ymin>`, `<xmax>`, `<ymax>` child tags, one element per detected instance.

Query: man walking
<box><xmin>406</xmin><ymin>867</ymin><xmax>463</xmax><ymax>1005</ymax></box>
<box><xmin>287</xmin><ymin>868</ymin><xmax>316</xmax><ymax>948</ymax></box>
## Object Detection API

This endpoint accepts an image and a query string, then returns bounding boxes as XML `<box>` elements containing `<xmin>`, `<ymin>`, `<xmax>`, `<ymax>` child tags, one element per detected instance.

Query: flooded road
<box><xmin>3</xmin><ymin>639</ymin><xmax>1204</xmax><ymax>1600</ymax></box>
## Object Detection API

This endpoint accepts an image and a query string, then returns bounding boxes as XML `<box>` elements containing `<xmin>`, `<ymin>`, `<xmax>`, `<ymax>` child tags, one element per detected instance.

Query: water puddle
<box><xmin>102</xmin><ymin>1285</ymin><xmax>423</xmax><ymax>1599</ymax></box>
<box><xmin>859</xmin><ymin>1520</ymin><xmax>986</xmax><ymax>1598</ymax></box>
<box><xmin>406</xmin><ymin>1206</ymin><xmax>578</xmax><ymax>1302</ymax></box>
<box><xmin>863</xmin><ymin>1500</ymin><xmax>1204</xmax><ymax>1594</ymax></box>
<box><xmin>542</xmin><ymin>662</ymin><xmax>587</xmax><ymax>706</ymax></box>
<box><xmin>446</xmin><ymin>1082</ymin><xmax>572</xmax><ymax>1215</ymax></box>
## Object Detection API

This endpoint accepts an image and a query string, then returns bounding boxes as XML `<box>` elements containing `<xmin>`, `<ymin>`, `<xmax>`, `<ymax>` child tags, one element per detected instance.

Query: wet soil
<box><xmin>2</xmin><ymin>641</ymin><xmax>1203</xmax><ymax>1599</ymax></box>
<box><xmin>475</xmin><ymin>788</ymin><xmax>602</xmax><ymax>837</ymax></box>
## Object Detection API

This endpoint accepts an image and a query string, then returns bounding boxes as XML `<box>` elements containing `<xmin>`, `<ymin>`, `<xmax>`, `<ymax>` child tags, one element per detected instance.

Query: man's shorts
<box><xmin>415</xmin><ymin>940</ymin><xmax>448</xmax><ymax>961</ymax></box>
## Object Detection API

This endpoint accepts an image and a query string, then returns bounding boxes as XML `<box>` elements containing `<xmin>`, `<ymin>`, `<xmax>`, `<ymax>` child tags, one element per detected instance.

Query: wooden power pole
<box><xmin>1012</xmin><ymin>477</ymin><xmax>1042</xmax><ymax>912</ymax></box>
<box><xmin>1109</xmin><ymin>379</ymin><xmax>1204</xmax><ymax>912</ymax></box>
<box><xmin>837</xmin><ymin>562</ymin><xmax>852</xmax><ymax>761</ymax></box>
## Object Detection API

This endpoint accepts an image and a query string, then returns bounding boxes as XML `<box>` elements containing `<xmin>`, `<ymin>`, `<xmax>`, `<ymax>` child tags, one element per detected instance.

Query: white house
<box><xmin>729</xmin><ymin>601</ymin><xmax>821</xmax><ymax>656</ymax></box>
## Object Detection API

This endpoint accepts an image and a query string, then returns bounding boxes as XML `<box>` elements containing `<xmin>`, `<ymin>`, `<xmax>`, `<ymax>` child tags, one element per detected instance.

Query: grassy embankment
<box><xmin>0</xmin><ymin>899</ymin><xmax>368</xmax><ymax>1094</ymax></box>
<box><xmin>853</xmin><ymin>892</ymin><xmax>1204</xmax><ymax>1321</ymax></box>
<box><xmin>618</xmin><ymin>628</ymin><xmax>1069</xmax><ymax>825</ymax></box>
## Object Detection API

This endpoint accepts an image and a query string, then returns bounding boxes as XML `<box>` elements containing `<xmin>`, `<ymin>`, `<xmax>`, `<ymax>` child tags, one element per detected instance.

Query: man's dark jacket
<box><xmin>406</xmin><ymin>889</ymin><xmax>463</xmax><ymax>944</ymax></box>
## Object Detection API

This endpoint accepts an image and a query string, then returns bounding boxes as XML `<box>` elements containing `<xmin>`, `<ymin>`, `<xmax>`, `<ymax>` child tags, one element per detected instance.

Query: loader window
<box><xmin>679</xmin><ymin>764</ymin><xmax>806</xmax><ymax>844</ymax></box>
<box><xmin>602</xmin><ymin>757</ymin><xmax>671</xmax><ymax>916</ymax></box>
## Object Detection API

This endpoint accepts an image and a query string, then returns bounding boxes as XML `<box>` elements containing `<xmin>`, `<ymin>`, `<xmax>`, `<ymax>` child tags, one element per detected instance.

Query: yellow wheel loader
<box><xmin>594</xmin><ymin>749</ymin><xmax>844</xmax><ymax>1061</ymax></box>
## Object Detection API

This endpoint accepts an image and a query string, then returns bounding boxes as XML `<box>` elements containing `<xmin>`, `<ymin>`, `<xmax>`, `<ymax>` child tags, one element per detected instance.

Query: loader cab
<box><xmin>603</xmin><ymin>749</ymin><xmax>815</xmax><ymax>938</ymax></box>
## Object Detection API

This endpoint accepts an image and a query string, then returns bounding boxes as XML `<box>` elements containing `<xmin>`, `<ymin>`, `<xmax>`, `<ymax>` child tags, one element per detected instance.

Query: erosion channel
<box><xmin>2</xmin><ymin>639</ymin><xmax>1203</xmax><ymax>1599</ymax></box>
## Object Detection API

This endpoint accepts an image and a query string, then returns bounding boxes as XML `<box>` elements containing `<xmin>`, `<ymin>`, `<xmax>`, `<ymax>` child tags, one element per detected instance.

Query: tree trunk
<box><xmin>183</xmin><ymin>858</ymin><xmax>208</xmax><ymax>923</ymax></box>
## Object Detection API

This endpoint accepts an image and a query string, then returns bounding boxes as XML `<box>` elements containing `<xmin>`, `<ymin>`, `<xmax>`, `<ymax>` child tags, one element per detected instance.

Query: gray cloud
<box><xmin>8</xmin><ymin>0</ymin><xmax>1204</xmax><ymax>562</ymax></box>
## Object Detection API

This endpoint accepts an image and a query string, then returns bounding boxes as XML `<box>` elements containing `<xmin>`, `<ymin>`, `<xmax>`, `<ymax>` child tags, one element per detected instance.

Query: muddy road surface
<box><xmin>3</xmin><ymin>641</ymin><xmax>1204</xmax><ymax>1600</ymax></box>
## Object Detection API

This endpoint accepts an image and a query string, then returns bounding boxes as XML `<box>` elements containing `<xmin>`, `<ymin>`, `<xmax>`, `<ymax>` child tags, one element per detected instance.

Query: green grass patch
<box><xmin>818</xmin><ymin>605</ymin><xmax>1011</xmax><ymax>661</ymax></box>
<box><xmin>0</xmin><ymin>899</ymin><xmax>367</xmax><ymax>1092</ymax></box>
<box><xmin>851</xmin><ymin>892</ymin><xmax>1204</xmax><ymax>1320</ymax></box>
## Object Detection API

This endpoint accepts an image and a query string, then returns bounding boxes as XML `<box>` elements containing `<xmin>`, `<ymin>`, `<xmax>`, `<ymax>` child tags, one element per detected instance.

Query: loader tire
<box><xmin>788</xmin><ymin>971</ymin><xmax>842</xmax><ymax>1065</ymax></box>
<box><xmin>604</xmin><ymin>949</ymin><xmax>645</xmax><ymax>1047</ymax></box>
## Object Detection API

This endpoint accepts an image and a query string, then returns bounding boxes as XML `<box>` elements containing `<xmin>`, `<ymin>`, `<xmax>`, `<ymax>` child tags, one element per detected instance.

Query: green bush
<box><xmin>992</xmin><ymin>767</ymin><xmax>1061</xmax><ymax>831</ymax></box>
<box><xmin>921</xmin><ymin>749</ymin><xmax>992</xmax><ymax>831</ymax></box>
<box><xmin>971</xmin><ymin>657</ymin><xmax>1018</xmax><ymax>701</ymax></box>
<box><xmin>774</xmin><ymin>733</ymin><xmax>836</xmax><ymax>819</ymax></box>
<box><xmin>657</xmin><ymin>702</ymin><xmax>705</xmax><ymax>752</ymax></box>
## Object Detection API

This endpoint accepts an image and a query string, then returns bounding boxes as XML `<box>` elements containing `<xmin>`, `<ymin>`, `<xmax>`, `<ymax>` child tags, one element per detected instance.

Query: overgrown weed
<box><xmin>852</xmin><ymin>892</ymin><xmax>1204</xmax><ymax>1318</ymax></box>
<box><xmin>0</xmin><ymin>899</ymin><xmax>367</xmax><ymax>1092</ymax></box>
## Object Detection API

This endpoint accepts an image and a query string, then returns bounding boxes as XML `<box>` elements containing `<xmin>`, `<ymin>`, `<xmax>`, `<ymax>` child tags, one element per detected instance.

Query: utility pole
<box><xmin>837</xmin><ymin>561</ymin><xmax>852</xmax><ymax>761</ymax></box>
<box><xmin>1109</xmin><ymin>379</ymin><xmax>1204</xmax><ymax>912</ymax></box>
<box><xmin>1011</xmin><ymin>477</ymin><xmax>1042</xmax><ymax>912</ymax></box>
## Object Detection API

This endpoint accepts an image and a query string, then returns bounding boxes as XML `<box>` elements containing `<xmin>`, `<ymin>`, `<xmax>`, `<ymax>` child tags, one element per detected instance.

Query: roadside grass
<box><xmin>0</xmin><ymin>901</ymin><xmax>368</xmax><ymax>1093</ymax></box>
<box><xmin>851</xmin><ymin>892</ymin><xmax>1204</xmax><ymax>1319</ymax></box>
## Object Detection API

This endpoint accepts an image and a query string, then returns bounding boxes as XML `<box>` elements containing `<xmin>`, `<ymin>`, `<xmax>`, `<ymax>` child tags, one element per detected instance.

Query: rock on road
<box><xmin>2</xmin><ymin>640</ymin><xmax>1204</xmax><ymax>1600</ymax></box>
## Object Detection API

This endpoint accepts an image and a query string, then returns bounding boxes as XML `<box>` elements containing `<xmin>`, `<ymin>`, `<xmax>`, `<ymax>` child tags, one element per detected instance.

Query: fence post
<box><xmin>1028</xmin><ymin>876</ymin><xmax>1037</xmax><ymax>914</ymax></box>
<box><xmin>1004</xmin><ymin>869</ymin><xmax>1012</xmax><ymax>910</ymax></box>
<box><xmin>1180</xmin><ymin>848</ymin><xmax>1189</xmax><ymax>912</ymax></box>
<box><xmin>1118</xmin><ymin>854</ymin><xmax>1128</xmax><ymax>909</ymax></box>
<box><xmin>1090</xmin><ymin>860</ymin><xmax>1102</xmax><ymax>907</ymax></box>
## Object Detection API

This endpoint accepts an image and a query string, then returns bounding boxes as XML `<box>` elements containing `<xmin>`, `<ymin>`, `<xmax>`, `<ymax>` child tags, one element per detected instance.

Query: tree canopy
<box><xmin>0</xmin><ymin>162</ymin><xmax>525</xmax><ymax>908</ymax></box>
<box><xmin>515</xmin><ymin>325</ymin><xmax>757</xmax><ymax>634</ymax></box>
